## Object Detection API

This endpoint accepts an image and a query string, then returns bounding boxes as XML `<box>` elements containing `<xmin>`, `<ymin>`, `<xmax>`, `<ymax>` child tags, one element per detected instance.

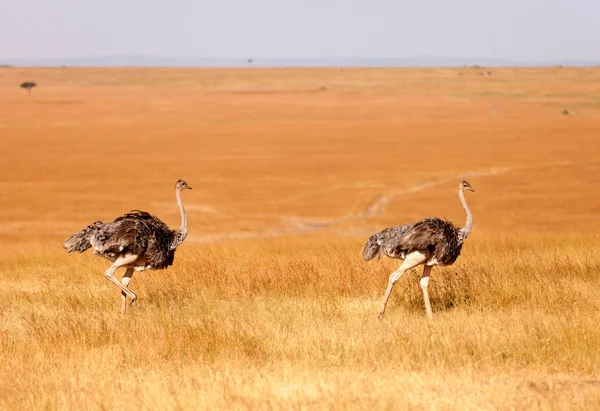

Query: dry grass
<box><xmin>2</xmin><ymin>236</ymin><xmax>600</xmax><ymax>409</ymax></box>
<box><xmin>1</xmin><ymin>67</ymin><xmax>600</xmax><ymax>409</ymax></box>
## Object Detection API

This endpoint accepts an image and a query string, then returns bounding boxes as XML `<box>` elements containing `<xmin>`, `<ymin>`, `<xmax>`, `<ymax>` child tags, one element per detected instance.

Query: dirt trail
<box><xmin>364</xmin><ymin>167</ymin><xmax>511</xmax><ymax>219</ymax></box>
<box><xmin>190</xmin><ymin>167</ymin><xmax>512</xmax><ymax>243</ymax></box>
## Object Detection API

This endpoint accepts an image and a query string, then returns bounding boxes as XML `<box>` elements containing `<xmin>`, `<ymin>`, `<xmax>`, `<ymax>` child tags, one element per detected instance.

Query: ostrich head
<box><xmin>460</xmin><ymin>180</ymin><xmax>474</xmax><ymax>192</ymax></box>
<box><xmin>176</xmin><ymin>179</ymin><xmax>192</xmax><ymax>191</ymax></box>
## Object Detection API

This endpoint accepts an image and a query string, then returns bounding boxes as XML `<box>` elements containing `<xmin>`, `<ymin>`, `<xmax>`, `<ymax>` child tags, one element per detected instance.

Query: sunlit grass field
<box><xmin>1</xmin><ymin>67</ymin><xmax>600</xmax><ymax>409</ymax></box>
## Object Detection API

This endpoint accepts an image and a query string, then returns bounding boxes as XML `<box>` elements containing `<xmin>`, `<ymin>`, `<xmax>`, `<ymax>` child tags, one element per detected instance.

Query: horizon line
<box><xmin>2</xmin><ymin>54</ymin><xmax>599</xmax><ymax>68</ymax></box>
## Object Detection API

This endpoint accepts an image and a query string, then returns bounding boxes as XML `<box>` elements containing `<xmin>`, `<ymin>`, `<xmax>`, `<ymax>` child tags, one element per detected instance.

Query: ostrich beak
<box><xmin>468</xmin><ymin>188</ymin><xmax>475</xmax><ymax>192</ymax></box>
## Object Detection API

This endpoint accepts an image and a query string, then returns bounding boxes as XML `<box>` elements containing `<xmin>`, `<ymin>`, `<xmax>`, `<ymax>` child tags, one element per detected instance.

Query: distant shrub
<box><xmin>20</xmin><ymin>81</ymin><xmax>37</xmax><ymax>96</ymax></box>
<box><xmin>562</xmin><ymin>109</ymin><xmax>570</xmax><ymax>116</ymax></box>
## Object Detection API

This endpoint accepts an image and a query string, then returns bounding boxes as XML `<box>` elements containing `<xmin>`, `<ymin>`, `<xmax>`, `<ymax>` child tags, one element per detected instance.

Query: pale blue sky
<box><xmin>1</xmin><ymin>0</ymin><xmax>598</xmax><ymax>61</ymax></box>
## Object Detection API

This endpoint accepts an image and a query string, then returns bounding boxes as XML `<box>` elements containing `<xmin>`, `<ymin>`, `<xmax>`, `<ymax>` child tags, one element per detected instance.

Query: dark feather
<box><xmin>362</xmin><ymin>234</ymin><xmax>382</xmax><ymax>261</ymax></box>
<box><xmin>63</xmin><ymin>221</ymin><xmax>104</xmax><ymax>253</ymax></box>
<box><xmin>65</xmin><ymin>210</ymin><xmax>177</xmax><ymax>270</ymax></box>
<box><xmin>364</xmin><ymin>217</ymin><xmax>463</xmax><ymax>266</ymax></box>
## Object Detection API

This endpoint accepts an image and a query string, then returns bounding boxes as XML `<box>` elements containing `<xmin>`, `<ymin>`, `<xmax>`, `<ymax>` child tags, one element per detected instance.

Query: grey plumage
<box><xmin>362</xmin><ymin>233</ymin><xmax>384</xmax><ymax>261</ymax></box>
<box><xmin>63</xmin><ymin>221</ymin><xmax>104</xmax><ymax>253</ymax></box>
<box><xmin>63</xmin><ymin>179</ymin><xmax>192</xmax><ymax>313</ymax></box>
<box><xmin>64</xmin><ymin>210</ymin><xmax>178</xmax><ymax>269</ymax></box>
<box><xmin>363</xmin><ymin>217</ymin><xmax>463</xmax><ymax>266</ymax></box>
<box><xmin>364</xmin><ymin>180</ymin><xmax>475</xmax><ymax>319</ymax></box>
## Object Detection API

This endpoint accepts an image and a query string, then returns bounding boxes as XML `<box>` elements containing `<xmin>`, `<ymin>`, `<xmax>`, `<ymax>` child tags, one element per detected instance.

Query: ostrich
<box><xmin>63</xmin><ymin>179</ymin><xmax>192</xmax><ymax>313</ymax></box>
<box><xmin>363</xmin><ymin>180</ymin><xmax>474</xmax><ymax>319</ymax></box>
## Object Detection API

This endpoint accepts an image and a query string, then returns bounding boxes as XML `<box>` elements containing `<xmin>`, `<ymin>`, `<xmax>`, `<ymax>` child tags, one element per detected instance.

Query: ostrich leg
<box><xmin>420</xmin><ymin>265</ymin><xmax>433</xmax><ymax>319</ymax></box>
<box><xmin>120</xmin><ymin>268</ymin><xmax>135</xmax><ymax>314</ymax></box>
<box><xmin>104</xmin><ymin>254</ymin><xmax>138</xmax><ymax>310</ymax></box>
<box><xmin>378</xmin><ymin>250</ymin><xmax>428</xmax><ymax>319</ymax></box>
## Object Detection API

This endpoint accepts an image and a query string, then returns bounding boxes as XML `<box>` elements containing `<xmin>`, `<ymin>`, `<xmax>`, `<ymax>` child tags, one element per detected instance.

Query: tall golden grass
<box><xmin>1</xmin><ymin>67</ymin><xmax>600</xmax><ymax>409</ymax></box>
<box><xmin>2</xmin><ymin>235</ymin><xmax>600</xmax><ymax>409</ymax></box>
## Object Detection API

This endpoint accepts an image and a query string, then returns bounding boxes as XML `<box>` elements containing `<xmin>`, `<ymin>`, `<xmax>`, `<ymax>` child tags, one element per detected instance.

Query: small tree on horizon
<box><xmin>20</xmin><ymin>81</ymin><xmax>36</xmax><ymax>96</ymax></box>
<box><xmin>247</xmin><ymin>58</ymin><xmax>253</xmax><ymax>68</ymax></box>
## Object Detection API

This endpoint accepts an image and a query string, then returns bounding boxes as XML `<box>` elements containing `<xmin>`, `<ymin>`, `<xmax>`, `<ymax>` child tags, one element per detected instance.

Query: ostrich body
<box><xmin>63</xmin><ymin>179</ymin><xmax>192</xmax><ymax>313</ymax></box>
<box><xmin>363</xmin><ymin>181</ymin><xmax>474</xmax><ymax>319</ymax></box>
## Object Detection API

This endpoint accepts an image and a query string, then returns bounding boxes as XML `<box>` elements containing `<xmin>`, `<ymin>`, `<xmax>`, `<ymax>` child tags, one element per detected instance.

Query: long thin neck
<box><xmin>176</xmin><ymin>187</ymin><xmax>187</xmax><ymax>231</ymax></box>
<box><xmin>171</xmin><ymin>187</ymin><xmax>188</xmax><ymax>249</ymax></box>
<box><xmin>457</xmin><ymin>189</ymin><xmax>472</xmax><ymax>244</ymax></box>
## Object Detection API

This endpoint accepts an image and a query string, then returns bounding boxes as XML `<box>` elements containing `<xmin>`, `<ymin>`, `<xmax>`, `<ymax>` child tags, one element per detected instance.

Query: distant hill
<box><xmin>2</xmin><ymin>55</ymin><xmax>599</xmax><ymax>68</ymax></box>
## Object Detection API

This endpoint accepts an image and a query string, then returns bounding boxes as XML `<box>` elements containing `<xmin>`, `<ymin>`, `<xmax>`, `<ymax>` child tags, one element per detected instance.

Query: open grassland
<box><xmin>1</xmin><ymin>67</ymin><xmax>600</xmax><ymax>409</ymax></box>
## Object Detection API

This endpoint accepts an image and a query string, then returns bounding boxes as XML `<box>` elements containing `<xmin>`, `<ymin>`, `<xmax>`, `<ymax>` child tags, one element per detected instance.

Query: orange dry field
<box><xmin>1</xmin><ymin>67</ymin><xmax>600</xmax><ymax>409</ymax></box>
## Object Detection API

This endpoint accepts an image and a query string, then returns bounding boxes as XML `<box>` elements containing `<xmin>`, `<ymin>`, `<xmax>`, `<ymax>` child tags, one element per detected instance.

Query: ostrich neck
<box><xmin>457</xmin><ymin>189</ymin><xmax>472</xmax><ymax>244</ymax></box>
<box><xmin>171</xmin><ymin>188</ymin><xmax>188</xmax><ymax>249</ymax></box>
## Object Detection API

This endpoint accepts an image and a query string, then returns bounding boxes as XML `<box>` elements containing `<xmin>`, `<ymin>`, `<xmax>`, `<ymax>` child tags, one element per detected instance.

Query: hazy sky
<box><xmin>1</xmin><ymin>0</ymin><xmax>598</xmax><ymax>61</ymax></box>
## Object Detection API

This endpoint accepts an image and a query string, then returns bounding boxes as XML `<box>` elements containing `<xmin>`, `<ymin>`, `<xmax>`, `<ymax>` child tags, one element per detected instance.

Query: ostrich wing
<box><xmin>376</xmin><ymin>217</ymin><xmax>457</xmax><ymax>256</ymax></box>
<box><xmin>395</xmin><ymin>218</ymin><xmax>450</xmax><ymax>250</ymax></box>
<box><xmin>391</xmin><ymin>217</ymin><xmax>462</xmax><ymax>265</ymax></box>
<box><xmin>92</xmin><ymin>210</ymin><xmax>175</xmax><ymax>268</ymax></box>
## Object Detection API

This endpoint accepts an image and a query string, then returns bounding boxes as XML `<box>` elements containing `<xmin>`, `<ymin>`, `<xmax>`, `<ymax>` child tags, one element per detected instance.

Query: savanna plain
<box><xmin>1</xmin><ymin>67</ymin><xmax>600</xmax><ymax>410</ymax></box>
